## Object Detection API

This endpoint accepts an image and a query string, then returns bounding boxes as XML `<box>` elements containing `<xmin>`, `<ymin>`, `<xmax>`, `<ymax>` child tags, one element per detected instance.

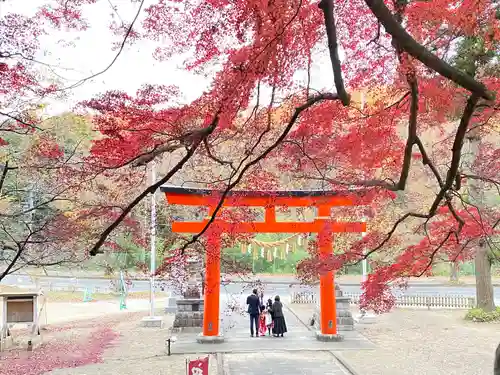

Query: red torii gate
<box><xmin>161</xmin><ymin>185</ymin><xmax>367</xmax><ymax>342</ymax></box>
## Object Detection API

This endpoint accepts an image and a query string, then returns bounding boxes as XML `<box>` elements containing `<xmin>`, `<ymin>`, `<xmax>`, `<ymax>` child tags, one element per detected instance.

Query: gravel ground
<box><xmin>7</xmin><ymin>298</ymin><xmax>497</xmax><ymax>375</ymax></box>
<box><xmin>1</xmin><ymin>312</ymin><xmax>143</xmax><ymax>375</ymax></box>
<box><xmin>49</xmin><ymin>355</ymin><xmax>219</xmax><ymax>375</ymax></box>
<box><xmin>47</xmin><ymin>314</ymin><xmax>219</xmax><ymax>375</ymax></box>
<box><xmin>1</xmin><ymin>310</ymin><xmax>218</xmax><ymax>375</ymax></box>
<box><xmin>344</xmin><ymin>309</ymin><xmax>499</xmax><ymax>375</ymax></box>
<box><xmin>290</xmin><ymin>304</ymin><xmax>498</xmax><ymax>375</ymax></box>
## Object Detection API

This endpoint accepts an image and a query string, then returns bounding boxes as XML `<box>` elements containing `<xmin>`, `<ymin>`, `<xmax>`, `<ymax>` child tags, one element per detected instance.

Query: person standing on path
<box><xmin>271</xmin><ymin>295</ymin><xmax>287</xmax><ymax>337</ymax></box>
<box><xmin>246</xmin><ymin>288</ymin><xmax>261</xmax><ymax>337</ymax></box>
<box><xmin>265</xmin><ymin>298</ymin><xmax>274</xmax><ymax>336</ymax></box>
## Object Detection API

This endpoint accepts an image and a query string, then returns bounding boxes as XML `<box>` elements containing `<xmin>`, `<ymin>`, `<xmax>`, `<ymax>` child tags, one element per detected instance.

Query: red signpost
<box><xmin>187</xmin><ymin>356</ymin><xmax>209</xmax><ymax>375</ymax></box>
<box><xmin>162</xmin><ymin>186</ymin><xmax>369</xmax><ymax>341</ymax></box>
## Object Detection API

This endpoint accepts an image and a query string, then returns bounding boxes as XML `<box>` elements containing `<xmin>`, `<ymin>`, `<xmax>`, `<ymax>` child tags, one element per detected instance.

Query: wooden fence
<box><xmin>290</xmin><ymin>291</ymin><xmax>476</xmax><ymax>309</ymax></box>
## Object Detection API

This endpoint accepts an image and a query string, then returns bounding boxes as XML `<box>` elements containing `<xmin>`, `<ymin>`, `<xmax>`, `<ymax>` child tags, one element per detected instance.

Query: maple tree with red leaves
<box><xmin>0</xmin><ymin>0</ymin><xmax>155</xmax><ymax>281</ymax></box>
<box><xmin>1</xmin><ymin>0</ymin><xmax>499</xmax><ymax>316</ymax></box>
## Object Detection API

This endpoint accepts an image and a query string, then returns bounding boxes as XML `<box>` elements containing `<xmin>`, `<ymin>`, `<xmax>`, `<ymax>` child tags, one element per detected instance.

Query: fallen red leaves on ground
<box><xmin>0</xmin><ymin>327</ymin><xmax>119</xmax><ymax>375</ymax></box>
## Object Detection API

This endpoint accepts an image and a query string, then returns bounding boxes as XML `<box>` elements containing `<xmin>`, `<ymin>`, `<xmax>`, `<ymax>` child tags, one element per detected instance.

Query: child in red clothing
<box><xmin>258</xmin><ymin>304</ymin><xmax>267</xmax><ymax>336</ymax></box>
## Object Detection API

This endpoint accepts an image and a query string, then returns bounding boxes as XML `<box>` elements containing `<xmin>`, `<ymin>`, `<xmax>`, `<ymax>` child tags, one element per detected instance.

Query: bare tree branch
<box><xmin>461</xmin><ymin>174</ymin><xmax>500</xmax><ymax>195</ymax></box>
<box><xmin>0</xmin><ymin>111</ymin><xmax>42</xmax><ymax>131</ymax></box>
<box><xmin>396</xmin><ymin>76</ymin><xmax>418</xmax><ymax>190</ymax></box>
<box><xmin>301</xmin><ymin>174</ymin><xmax>398</xmax><ymax>190</ymax></box>
<box><xmin>0</xmin><ymin>161</ymin><xmax>9</xmax><ymax>195</ymax></box>
<box><xmin>59</xmin><ymin>0</ymin><xmax>146</xmax><ymax>91</ymax></box>
<box><xmin>318</xmin><ymin>0</ymin><xmax>351</xmax><ymax>106</ymax></box>
<box><xmin>415</xmin><ymin>231</ymin><xmax>454</xmax><ymax>277</ymax></box>
<box><xmin>414</xmin><ymin>137</ymin><xmax>444</xmax><ymax>187</ymax></box>
<box><xmin>0</xmin><ymin>220</ymin><xmax>50</xmax><ymax>281</ymax></box>
<box><xmin>429</xmin><ymin>94</ymin><xmax>479</xmax><ymax>214</ymax></box>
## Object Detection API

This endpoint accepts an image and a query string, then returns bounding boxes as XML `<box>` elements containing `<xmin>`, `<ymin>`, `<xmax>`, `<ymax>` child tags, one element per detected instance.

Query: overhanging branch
<box><xmin>364</xmin><ymin>0</ymin><xmax>493</xmax><ymax>100</ymax></box>
<box><xmin>175</xmin><ymin>93</ymin><xmax>341</xmax><ymax>255</ymax></box>
<box><xmin>88</xmin><ymin>115</ymin><xmax>220</xmax><ymax>256</ymax></box>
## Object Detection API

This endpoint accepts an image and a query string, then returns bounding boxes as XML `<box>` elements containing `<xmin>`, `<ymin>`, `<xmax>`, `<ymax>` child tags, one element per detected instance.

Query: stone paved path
<box><xmin>224</xmin><ymin>351</ymin><xmax>352</xmax><ymax>375</ymax></box>
<box><xmin>172</xmin><ymin>303</ymin><xmax>374</xmax><ymax>356</ymax></box>
<box><xmin>221</xmin><ymin>301</ymin><xmax>311</xmax><ymax>338</ymax></box>
<box><xmin>170</xmin><ymin>303</ymin><xmax>373</xmax><ymax>374</ymax></box>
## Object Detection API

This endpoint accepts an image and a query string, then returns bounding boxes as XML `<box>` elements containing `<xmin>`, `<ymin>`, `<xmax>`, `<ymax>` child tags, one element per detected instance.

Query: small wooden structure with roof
<box><xmin>0</xmin><ymin>285</ymin><xmax>42</xmax><ymax>350</ymax></box>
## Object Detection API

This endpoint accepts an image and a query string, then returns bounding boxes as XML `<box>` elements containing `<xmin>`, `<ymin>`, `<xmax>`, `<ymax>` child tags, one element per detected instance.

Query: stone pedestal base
<box><xmin>196</xmin><ymin>333</ymin><xmax>225</xmax><ymax>344</ymax></box>
<box><xmin>315</xmin><ymin>331</ymin><xmax>344</xmax><ymax>342</ymax></box>
<box><xmin>312</xmin><ymin>284</ymin><xmax>354</xmax><ymax>331</ymax></box>
<box><xmin>171</xmin><ymin>327</ymin><xmax>201</xmax><ymax>333</ymax></box>
<box><xmin>173</xmin><ymin>299</ymin><xmax>204</xmax><ymax>329</ymax></box>
<box><xmin>140</xmin><ymin>316</ymin><xmax>164</xmax><ymax>328</ymax></box>
<box><xmin>164</xmin><ymin>297</ymin><xmax>178</xmax><ymax>314</ymax></box>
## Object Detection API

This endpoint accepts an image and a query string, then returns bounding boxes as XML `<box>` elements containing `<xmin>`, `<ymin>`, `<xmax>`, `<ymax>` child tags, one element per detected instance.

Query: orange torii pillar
<box><xmin>161</xmin><ymin>185</ymin><xmax>368</xmax><ymax>343</ymax></box>
<box><xmin>317</xmin><ymin>205</ymin><xmax>339</xmax><ymax>341</ymax></box>
<box><xmin>203</xmin><ymin>227</ymin><xmax>222</xmax><ymax>340</ymax></box>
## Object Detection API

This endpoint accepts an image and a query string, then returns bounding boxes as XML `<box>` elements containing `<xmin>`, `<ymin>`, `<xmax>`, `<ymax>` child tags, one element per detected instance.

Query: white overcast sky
<box><xmin>2</xmin><ymin>0</ymin><xmax>340</xmax><ymax>115</ymax></box>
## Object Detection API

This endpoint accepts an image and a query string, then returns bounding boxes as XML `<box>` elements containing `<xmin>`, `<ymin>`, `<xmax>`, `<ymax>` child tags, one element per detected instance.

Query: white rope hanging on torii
<box><xmin>239</xmin><ymin>234</ymin><xmax>310</xmax><ymax>261</ymax></box>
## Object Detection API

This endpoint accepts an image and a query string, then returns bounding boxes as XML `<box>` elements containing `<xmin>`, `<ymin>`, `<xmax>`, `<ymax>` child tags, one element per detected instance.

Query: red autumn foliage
<box><xmin>31</xmin><ymin>136</ymin><xmax>64</xmax><ymax>159</ymax></box>
<box><xmin>360</xmin><ymin>207</ymin><xmax>500</xmax><ymax>312</ymax></box>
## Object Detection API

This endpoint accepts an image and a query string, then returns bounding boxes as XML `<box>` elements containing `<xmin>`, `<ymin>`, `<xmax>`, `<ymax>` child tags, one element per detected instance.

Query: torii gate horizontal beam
<box><xmin>172</xmin><ymin>220</ymin><xmax>366</xmax><ymax>233</ymax></box>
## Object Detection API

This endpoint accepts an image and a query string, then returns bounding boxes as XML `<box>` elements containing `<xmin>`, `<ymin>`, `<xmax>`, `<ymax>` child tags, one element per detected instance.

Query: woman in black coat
<box><xmin>271</xmin><ymin>295</ymin><xmax>287</xmax><ymax>337</ymax></box>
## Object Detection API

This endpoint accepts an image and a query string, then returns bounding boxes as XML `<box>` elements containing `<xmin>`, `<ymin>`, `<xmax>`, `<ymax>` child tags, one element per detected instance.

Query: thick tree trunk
<box><xmin>449</xmin><ymin>261</ymin><xmax>460</xmax><ymax>282</ymax></box>
<box><xmin>474</xmin><ymin>242</ymin><xmax>495</xmax><ymax>312</ymax></box>
<box><xmin>467</xmin><ymin>134</ymin><xmax>495</xmax><ymax>312</ymax></box>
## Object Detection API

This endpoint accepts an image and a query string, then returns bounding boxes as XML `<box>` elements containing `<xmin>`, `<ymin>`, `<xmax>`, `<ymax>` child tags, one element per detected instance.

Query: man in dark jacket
<box><xmin>246</xmin><ymin>288</ymin><xmax>261</xmax><ymax>337</ymax></box>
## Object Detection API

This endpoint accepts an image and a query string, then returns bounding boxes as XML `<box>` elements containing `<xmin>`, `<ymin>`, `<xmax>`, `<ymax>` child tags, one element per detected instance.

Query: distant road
<box><xmin>4</xmin><ymin>273</ymin><xmax>500</xmax><ymax>304</ymax></box>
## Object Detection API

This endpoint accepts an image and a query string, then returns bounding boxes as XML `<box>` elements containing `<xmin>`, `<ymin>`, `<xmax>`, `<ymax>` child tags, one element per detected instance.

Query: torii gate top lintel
<box><xmin>160</xmin><ymin>185</ymin><xmax>371</xmax><ymax>207</ymax></box>
<box><xmin>161</xmin><ymin>185</ymin><xmax>369</xmax><ymax>234</ymax></box>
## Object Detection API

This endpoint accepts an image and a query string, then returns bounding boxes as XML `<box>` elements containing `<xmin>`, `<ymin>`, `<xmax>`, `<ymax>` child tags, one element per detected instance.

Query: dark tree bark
<box><xmin>468</xmin><ymin>134</ymin><xmax>496</xmax><ymax>312</ymax></box>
